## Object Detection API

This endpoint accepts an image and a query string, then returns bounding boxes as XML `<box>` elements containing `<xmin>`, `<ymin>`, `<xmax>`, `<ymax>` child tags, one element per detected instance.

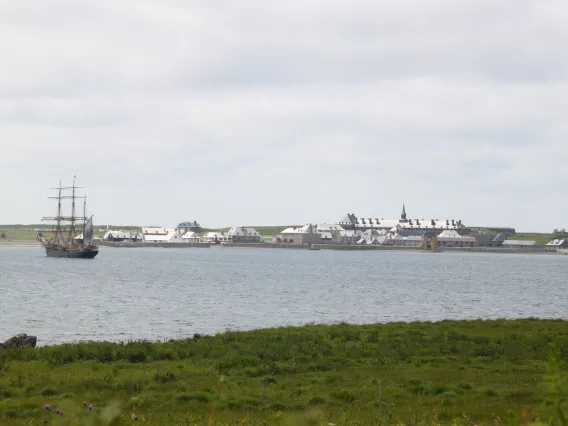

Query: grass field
<box><xmin>513</xmin><ymin>233</ymin><xmax>555</xmax><ymax>245</ymax></box>
<box><xmin>1</xmin><ymin>319</ymin><xmax>568</xmax><ymax>425</ymax></box>
<box><xmin>0</xmin><ymin>225</ymin><xmax>138</xmax><ymax>241</ymax></box>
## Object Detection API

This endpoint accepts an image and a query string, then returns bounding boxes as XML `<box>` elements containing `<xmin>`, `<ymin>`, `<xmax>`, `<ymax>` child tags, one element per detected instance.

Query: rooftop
<box><xmin>501</xmin><ymin>240</ymin><xmax>540</xmax><ymax>246</ymax></box>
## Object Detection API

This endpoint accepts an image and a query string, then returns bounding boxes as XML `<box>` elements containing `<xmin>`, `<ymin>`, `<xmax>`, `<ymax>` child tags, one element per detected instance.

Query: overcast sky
<box><xmin>1</xmin><ymin>1</ymin><xmax>566</xmax><ymax>231</ymax></box>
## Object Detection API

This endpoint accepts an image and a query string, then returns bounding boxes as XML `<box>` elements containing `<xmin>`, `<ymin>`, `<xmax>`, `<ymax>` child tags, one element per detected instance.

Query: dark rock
<box><xmin>3</xmin><ymin>333</ymin><xmax>26</xmax><ymax>348</ymax></box>
<box><xmin>23</xmin><ymin>336</ymin><xmax>37</xmax><ymax>348</ymax></box>
<box><xmin>1</xmin><ymin>333</ymin><xmax>37</xmax><ymax>349</ymax></box>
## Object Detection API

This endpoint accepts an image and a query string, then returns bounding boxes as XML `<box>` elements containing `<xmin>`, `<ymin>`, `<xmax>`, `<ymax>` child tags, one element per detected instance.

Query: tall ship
<box><xmin>37</xmin><ymin>176</ymin><xmax>99</xmax><ymax>259</ymax></box>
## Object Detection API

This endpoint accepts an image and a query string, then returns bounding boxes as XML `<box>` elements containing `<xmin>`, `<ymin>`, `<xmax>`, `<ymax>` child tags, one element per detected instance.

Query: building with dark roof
<box><xmin>338</xmin><ymin>205</ymin><xmax>470</xmax><ymax>234</ymax></box>
<box><xmin>470</xmin><ymin>233</ymin><xmax>506</xmax><ymax>247</ymax></box>
<box><xmin>177</xmin><ymin>221</ymin><xmax>202</xmax><ymax>232</ymax></box>
<box><xmin>501</xmin><ymin>240</ymin><xmax>543</xmax><ymax>249</ymax></box>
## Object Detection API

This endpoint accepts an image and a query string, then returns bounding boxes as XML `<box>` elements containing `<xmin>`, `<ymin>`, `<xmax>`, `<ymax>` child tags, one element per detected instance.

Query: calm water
<box><xmin>1</xmin><ymin>247</ymin><xmax>567</xmax><ymax>345</ymax></box>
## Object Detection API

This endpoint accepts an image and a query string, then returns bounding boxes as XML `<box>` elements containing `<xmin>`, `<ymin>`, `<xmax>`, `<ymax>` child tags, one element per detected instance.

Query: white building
<box><xmin>546</xmin><ymin>239</ymin><xmax>568</xmax><ymax>251</ymax></box>
<box><xmin>338</xmin><ymin>206</ymin><xmax>469</xmax><ymax>235</ymax></box>
<box><xmin>314</xmin><ymin>223</ymin><xmax>345</xmax><ymax>242</ymax></box>
<box><xmin>203</xmin><ymin>232</ymin><xmax>230</xmax><ymax>243</ymax></box>
<box><xmin>436</xmin><ymin>230</ymin><xmax>476</xmax><ymax>247</ymax></box>
<box><xmin>278</xmin><ymin>224</ymin><xmax>321</xmax><ymax>244</ymax></box>
<box><xmin>142</xmin><ymin>227</ymin><xmax>184</xmax><ymax>243</ymax></box>
<box><xmin>74</xmin><ymin>233</ymin><xmax>102</xmax><ymax>243</ymax></box>
<box><xmin>278</xmin><ymin>223</ymin><xmax>356</xmax><ymax>244</ymax></box>
<box><xmin>102</xmin><ymin>230</ymin><xmax>143</xmax><ymax>242</ymax></box>
<box><xmin>227</xmin><ymin>226</ymin><xmax>262</xmax><ymax>243</ymax></box>
<box><xmin>181</xmin><ymin>231</ymin><xmax>201</xmax><ymax>243</ymax></box>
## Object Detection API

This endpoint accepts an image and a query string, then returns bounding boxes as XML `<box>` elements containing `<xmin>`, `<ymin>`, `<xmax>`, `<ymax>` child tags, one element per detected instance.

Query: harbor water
<box><xmin>1</xmin><ymin>246</ymin><xmax>567</xmax><ymax>345</ymax></box>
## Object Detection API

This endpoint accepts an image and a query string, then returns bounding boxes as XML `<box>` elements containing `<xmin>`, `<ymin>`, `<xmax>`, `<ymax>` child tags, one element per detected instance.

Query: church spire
<box><xmin>401</xmin><ymin>203</ymin><xmax>407</xmax><ymax>221</ymax></box>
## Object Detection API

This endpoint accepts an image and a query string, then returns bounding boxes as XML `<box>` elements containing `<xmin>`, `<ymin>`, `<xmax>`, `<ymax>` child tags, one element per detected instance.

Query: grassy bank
<box><xmin>1</xmin><ymin>319</ymin><xmax>568</xmax><ymax>425</ymax></box>
<box><xmin>0</xmin><ymin>225</ymin><xmax>136</xmax><ymax>241</ymax></box>
<box><xmin>513</xmin><ymin>233</ymin><xmax>554</xmax><ymax>245</ymax></box>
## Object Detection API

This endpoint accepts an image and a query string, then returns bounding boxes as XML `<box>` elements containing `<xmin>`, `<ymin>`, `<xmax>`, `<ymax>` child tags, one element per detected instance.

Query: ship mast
<box><xmin>83</xmin><ymin>195</ymin><xmax>87</xmax><ymax>247</ymax></box>
<box><xmin>43</xmin><ymin>177</ymin><xmax>85</xmax><ymax>246</ymax></box>
<box><xmin>69</xmin><ymin>175</ymin><xmax>76</xmax><ymax>245</ymax></box>
<box><xmin>56</xmin><ymin>181</ymin><xmax>62</xmax><ymax>244</ymax></box>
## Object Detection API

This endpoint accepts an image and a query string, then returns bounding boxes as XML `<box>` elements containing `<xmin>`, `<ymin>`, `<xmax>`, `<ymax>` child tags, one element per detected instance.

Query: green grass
<box><xmin>1</xmin><ymin>319</ymin><xmax>568</xmax><ymax>425</ymax></box>
<box><xmin>250</xmin><ymin>226</ymin><xmax>301</xmax><ymax>236</ymax></box>
<box><xmin>0</xmin><ymin>225</ymin><xmax>139</xmax><ymax>241</ymax></box>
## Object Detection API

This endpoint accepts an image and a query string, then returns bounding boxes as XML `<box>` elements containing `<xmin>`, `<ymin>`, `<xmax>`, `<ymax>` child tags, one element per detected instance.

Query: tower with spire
<box><xmin>400</xmin><ymin>203</ymin><xmax>408</xmax><ymax>222</ymax></box>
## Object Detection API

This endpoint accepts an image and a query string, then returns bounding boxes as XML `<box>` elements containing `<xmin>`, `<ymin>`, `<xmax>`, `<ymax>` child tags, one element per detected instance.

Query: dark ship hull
<box><xmin>45</xmin><ymin>246</ymin><xmax>99</xmax><ymax>259</ymax></box>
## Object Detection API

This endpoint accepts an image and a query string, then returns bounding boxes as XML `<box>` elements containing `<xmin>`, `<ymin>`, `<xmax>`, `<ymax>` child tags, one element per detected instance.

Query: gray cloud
<box><xmin>1</xmin><ymin>0</ymin><xmax>567</xmax><ymax>231</ymax></box>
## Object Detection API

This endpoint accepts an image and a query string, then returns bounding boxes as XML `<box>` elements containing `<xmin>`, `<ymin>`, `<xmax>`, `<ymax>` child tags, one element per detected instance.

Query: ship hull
<box><xmin>45</xmin><ymin>247</ymin><xmax>99</xmax><ymax>259</ymax></box>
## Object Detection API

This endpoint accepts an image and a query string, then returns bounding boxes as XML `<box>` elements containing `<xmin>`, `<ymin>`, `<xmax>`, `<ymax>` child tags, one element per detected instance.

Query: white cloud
<box><xmin>0</xmin><ymin>0</ymin><xmax>567</xmax><ymax>231</ymax></box>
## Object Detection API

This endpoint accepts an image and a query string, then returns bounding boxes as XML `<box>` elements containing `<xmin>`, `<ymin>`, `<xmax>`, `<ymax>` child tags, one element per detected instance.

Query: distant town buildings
<box><xmin>277</xmin><ymin>224</ymin><xmax>322</xmax><ymax>245</ymax></box>
<box><xmin>338</xmin><ymin>206</ymin><xmax>470</xmax><ymax>235</ymax></box>
<box><xmin>268</xmin><ymin>205</ymin><xmax>544</xmax><ymax>250</ymax></box>
<box><xmin>100</xmin><ymin>224</ymin><xmax>263</xmax><ymax>244</ymax></box>
<box><xmin>546</xmin><ymin>239</ymin><xmax>568</xmax><ymax>251</ymax></box>
<box><xmin>102</xmin><ymin>227</ymin><xmax>204</xmax><ymax>244</ymax></box>
<box><xmin>227</xmin><ymin>226</ymin><xmax>262</xmax><ymax>243</ymax></box>
<box><xmin>277</xmin><ymin>223</ymin><xmax>355</xmax><ymax>245</ymax></box>
<box><xmin>103</xmin><ymin>230</ymin><xmax>143</xmax><ymax>242</ymax></box>
<box><xmin>203</xmin><ymin>232</ymin><xmax>230</xmax><ymax>244</ymax></box>
<box><xmin>94</xmin><ymin>205</ymin><xmax>562</xmax><ymax>251</ymax></box>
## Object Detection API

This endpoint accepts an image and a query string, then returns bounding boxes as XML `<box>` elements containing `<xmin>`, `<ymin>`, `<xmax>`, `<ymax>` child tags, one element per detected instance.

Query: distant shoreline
<box><xmin>3</xmin><ymin>240</ymin><xmax>564</xmax><ymax>256</ymax></box>
<box><xmin>0</xmin><ymin>240</ymin><xmax>42</xmax><ymax>248</ymax></box>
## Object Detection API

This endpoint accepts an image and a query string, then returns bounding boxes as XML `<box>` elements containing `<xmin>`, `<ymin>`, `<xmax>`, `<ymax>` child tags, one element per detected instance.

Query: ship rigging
<box><xmin>37</xmin><ymin>176</ymin><xmax>99</xmax><ymax>259</ymax></box>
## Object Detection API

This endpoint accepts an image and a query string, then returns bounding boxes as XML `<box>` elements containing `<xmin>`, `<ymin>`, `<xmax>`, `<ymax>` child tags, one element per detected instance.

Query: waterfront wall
<box><xmin>222</xmin><ymin>242</ymin><xmax>310</xmax><ymax>249</ymax></box>
<box><xmin>224</xmin><ymin>242</ymin><xmax>556</xmax><ymax>254</ymax></box>
<box><xmin>318</xmin><ymin>244</ymin><xmax>420</xmax><ymax>251</ymax></box>
<box><xmin>99</xmin><ymin>241</ymin><xmax>211</xmax><ymax>248</ymax></box>
<box><xmin>321</xmin><ymin>245</ymin><xmax>553</xmax><ymax>254</ymax></box>
<box><xmin>439</xmin><ymin>246</ymin><xmax>550</xmax><ymax>254</ymax></box>
<box><xmin>96</xmin><ymin>240</ymin><xmax>558</xmax><ymax>254</ymax></box>
<box><xmin>224</xmin><ymin>242</ymin><xmax>422</xmax><ymax>251</ymax></box>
